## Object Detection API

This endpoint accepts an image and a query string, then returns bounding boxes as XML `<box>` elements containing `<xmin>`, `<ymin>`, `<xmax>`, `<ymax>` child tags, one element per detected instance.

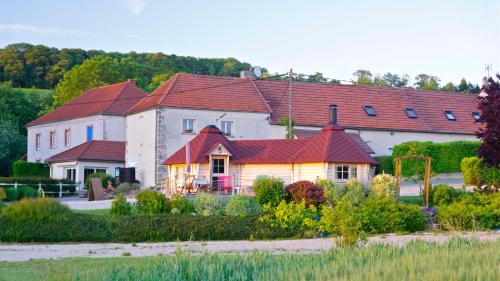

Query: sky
<box><xmin>0</xmin><ymin>0</ymin><xmax>499</xmax><ymax>85</ymax></box>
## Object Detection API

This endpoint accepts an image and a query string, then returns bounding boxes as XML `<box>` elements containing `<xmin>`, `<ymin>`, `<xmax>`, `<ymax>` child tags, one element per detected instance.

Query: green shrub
<box><xmin>4</xmin><ymin>188</ymin><xmax>19</xmax><ymax>202</ymax></box>
<box><xmin>135</xmin><ymin>190</ymin><xmax>171</xmax><ymax>214</ymax></box>
<box><xmin>319</xmin><ymin>196</ymin><xmax>363</xmax><ymax>247</ymax></box>
<box><xmin>374</xmin><ymin>155</ymin><xmax>394</xmax><ymax>175</ymax></box>
<box><xmin>17</xmin><ymin>186</ymin><xmax>38</xmax><ymax>199</ymax></box>
<box><xmin>224</xmin><ymin>195</ymin><xmax>262</xmax><ymax>218</ymax></box>
<box><xmin>429</xmin><ymin>184</ymin><xmax>468</xmax><ymax>206</ymax></box>
<box><xmin>0</xmin><ymin>198</ymin><xmax>70</xmax><ymax>222</ymax></box>
<box><xmin>393</xmin><ymin>141</ymin><xmax>480</xmax><ymax>176</ymax></box>
<box><xmin>0</xmin><ymin>177</ymin><xmax>76</xmax><ymax>194</ymax></box>
<box><xmin>0</xmin><ymin>187</ymin><xmax>6</xmax><ymax>201</ymax></box>
<box><xmin>84</xmin><ymin>173</ymin><xmax>115</xmax><ymax>190</ymax></box>
<box><xmin>170</xmin><ymin>194</ymin><xmax>195</xmax><ymax>214</ymax></box>
<box><xmin>193</xmin><ymin>193</ymin><xmax>224</xmax><ymax>216</ymax></box>
<box><xmin>111</xmin><ymin>194</ymin><xmax>132</xmax><ymax>215</ymax></box>
<box><xmin>285</xmin><ymin>181</ymin><xmax>326</xmax><ymax>207</ymax></box>
<box><xmin>116</xmin><ymin>182</ymin><xmax>141</xmax><ymax>194</ymax></box>
<box><xmin>12</xmin><ymin>160</ymin><xmax>49</xmax><ymax>177</ymax></box>
<box><xmin>316</xmin><ymin>179</ymin><xmax>340</xmax><ymax>206</ymax></box>
<box><xmin>0</xmin><ymin>214</ymin><xmax>300</xmax><ymax>243</ymax></box>
<box><xmin>461</xmin><ymin>157</ymin><xmax>500</xmax><ymax>192</ymax></box>
<box><xmin>359</xmin><ymin>198</ymin><xmax>400</xmax><ymax>234</ymax></box>
<box><xmin>252</xmin><ymin>177</ymin><xmax>285</xmax><ymax>207</ymax></box>
<box><xmin>343</xmin><ymin>179</ymin><xmax>366</xmax><ymax>206</ymax></box>
<box><xmin>260</xmin><ymin>200</ymin><xmax>318</xmax><ymax>232</ymax></box>
<box><xmin>397</xmin><ymin>203</ymin><xmax>427</xmax><ymax>232</ymax></box>
<box><xmin>370</xmin><ymin>174</ymin><xmax>398</xmax><ymax>202</ymax></box>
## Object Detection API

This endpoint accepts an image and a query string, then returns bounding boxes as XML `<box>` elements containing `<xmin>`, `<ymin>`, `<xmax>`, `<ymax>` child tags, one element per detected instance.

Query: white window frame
<box><xmin>49</xmin><ymin>131</ymin><xmax>56</xmax><ymax>149</ymax></box>
<box><xmin>64</xmin><ymin>128</ymin><xmax>71</xmax><ymax>147</ymax></box>
<box><xmin>182</xmin><ymin>118</ymin><xmax>195</xmax><ymax>134</ymax></box>
<box><xmin>336</xmin><ymin>164</ymin><xmax>357</xmax><ymax>180</ymax></box>
<box><xmin>65</xmin><ymin>168</ymin><xmax>76</xmax><ymax>181</ymax></box>
<box><xmin>35</xmin><ymin>133</ymin><xmax>41</xmax><ymax>151</ymax></box>
<box><xmin>220</xmin><ymin>121</ymin><xmax>233</xmax><ymax>136</ymax></box>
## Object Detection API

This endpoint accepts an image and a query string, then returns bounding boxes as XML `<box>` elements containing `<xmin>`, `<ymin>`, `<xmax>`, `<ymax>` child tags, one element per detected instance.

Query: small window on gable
<box><xmin>182</xmin><ymin>119</ymin><xmax>195</xmax><ymax>133</ymax></box>
<box><xmin>363</xmin><ymin>105</ymin><xmax>377</xmax><ymax>116</ymax></box>
<box><xmin>404</xmin><ymin>108</ymin><xmax>418</xmax><ymax>118</ymax></box>
<box><xmin>444</xmin><ymin>110</ymin><xmax>456</xmax><ymax>121</ymax></box>
<box><xmin>471</xmin><ymin>111</ymin><xmax>480</xmax><ymax>122</ymax></box>
<box><xmin>220</xmin><ymin>121</ymin><xmax>233</xmax><ymax>136</ymax></box>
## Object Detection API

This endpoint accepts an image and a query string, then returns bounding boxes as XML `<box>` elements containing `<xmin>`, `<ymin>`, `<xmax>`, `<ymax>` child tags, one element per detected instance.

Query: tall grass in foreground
<box><xmin>0</xmin><ymin>239</ymin><xmax>498</xmax><ymax>281</ymax></box>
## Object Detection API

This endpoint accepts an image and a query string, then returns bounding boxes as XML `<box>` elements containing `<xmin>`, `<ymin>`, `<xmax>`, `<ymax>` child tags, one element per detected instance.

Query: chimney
<box><xmin>240</xmin><ymin>70</ymin><xmax>255</xmax><ymax>79</ymax></box>
<box><xmin>329</xmin><ymin>104</ymin><xmax>337</xmax><ymax>125</ymax></box>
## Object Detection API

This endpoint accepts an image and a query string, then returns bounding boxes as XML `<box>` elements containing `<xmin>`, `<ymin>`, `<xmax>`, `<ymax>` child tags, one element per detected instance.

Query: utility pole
<box><xmin>485</xmin><ymin>63</ymin><xmax>492</xmax><ymax>78</ymax></box>
<box><xmin>288</xmin><ymin>68</ymin><xmax>293</xmax><ymax>139</ymax></box>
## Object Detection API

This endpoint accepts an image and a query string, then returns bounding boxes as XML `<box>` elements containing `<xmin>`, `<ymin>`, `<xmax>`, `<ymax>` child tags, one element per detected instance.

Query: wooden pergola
<box><xmin>394</xmin><ymin>155</ymin><xmax>432</xmax><ymax>207</ymax></box>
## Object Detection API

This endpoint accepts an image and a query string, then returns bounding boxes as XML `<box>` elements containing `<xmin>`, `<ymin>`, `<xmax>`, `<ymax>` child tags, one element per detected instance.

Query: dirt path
<box><xmin>0</xmin><ymin>231</ymin><xmax>498</xmax><ymax>262</ymax></box>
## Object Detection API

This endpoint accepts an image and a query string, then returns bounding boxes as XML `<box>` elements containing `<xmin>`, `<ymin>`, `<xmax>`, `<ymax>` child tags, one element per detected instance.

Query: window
<box><xmin>212</xmin><ymin>158</ymin><xmax>225</xmax><ymax>174</ymax></box>
<box><xmin>86</xmin><ymin>125</ymin><xmax>93</xmax><ymax>141</ymax></box>
<box><xmin>404</xmin><ymin>108</ymin><xmax>418</xmax><ymax>118</ymax></box>
<box><xmin>49</xmin><ymin>131</ymin><xmax>56</xmax><ymax>149</ymax></box>
<box><xmin>35</xmin><ymin>133</ymin><xmax>41</xmax><ymax>150</ymax></box>
<box><xmin>336</xmin><ymin>165</ymin><xmax>357</xmax><ymax>180</ymax></box>
<box><xmin>182</xmin><ymin>119</ymin><xmax>195</xmax><ymax>133</ymax></box>
<box><xmin>363</xmin><ymin>105</ymin><xmax>377</xmax><ymax>116</ymax></box>
<box><xmin>220</xmin><ymin>121</ymin><xmax>233</xmax><ymax>136</ymax></box>
<box><xmin>84</xmin><ymin>168</ymin><xmax>106</xmax><ymax>182</ymax></box>
<box><xmin>444</xmin><ymin>110</ymin><xmax>456</xmax><ymax>121</ymax></box>
<box><xmin>65</xmin><ymin>168</ymin><xmax>76</xmax><ymax>181</ymax></box>
<box><xmin>64</xmin><ymin>129</ymin><xmax>71</xmax><ymax>147</ymax></box>
<box><xmin>471</xmin><ymin>111</ymin><xmax>480</xmax><ymax>122</ymax></box>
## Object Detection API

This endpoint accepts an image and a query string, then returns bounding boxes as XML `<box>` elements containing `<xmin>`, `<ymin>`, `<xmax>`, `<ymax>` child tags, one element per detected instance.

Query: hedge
<box><xmin>392</xmin><ymin>141</ymin><xmax>480</xmax><ymax>177</ymax></box>
<box><xmin>374</xmin><ymin>156</ymin><xmax>394</xmax><ymax>175</ymax></box>
<box><xmin>461</xmin><ymin>157</ymin><xmax>500</xmax><ymax>189</ymax></box>
<box><xmin>0</xmin><ymin>177</ymin><xmax>76</xmax><ymax>194</ymax></box>
<box><xmin>12</xmin><ymin>160</ymin><xmax>49</xmax><ymax>177</ymax></box>
<box><xmin>0</xmin><ymin>214</ymin><xmax>301</xmax><ymax>243</ymax></box>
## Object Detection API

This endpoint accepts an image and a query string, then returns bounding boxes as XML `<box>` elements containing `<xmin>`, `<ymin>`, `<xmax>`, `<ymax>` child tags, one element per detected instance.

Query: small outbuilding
<box><xmin>165</xmin><ymin>107</ymin><xmax>377</xmax><ymax>193</ymax></box>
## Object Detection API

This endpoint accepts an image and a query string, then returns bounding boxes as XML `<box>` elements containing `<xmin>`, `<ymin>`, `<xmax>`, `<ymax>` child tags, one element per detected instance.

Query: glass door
<box><xmin>211</xmin><ymin>158</ymin><xmax>225</xmax><ymax>192</ymax></box>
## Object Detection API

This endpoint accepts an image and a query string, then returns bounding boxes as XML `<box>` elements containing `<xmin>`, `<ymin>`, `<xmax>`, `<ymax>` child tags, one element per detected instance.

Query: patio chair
<box><xmin>183</xmin><ymin>174</ymin><xmax>196</xmax><ymax>195</ymax></box>
<box><xmin>88</xmin><ymin>178</ymin><xmax>107</xmax><ymax>201</ymax></box>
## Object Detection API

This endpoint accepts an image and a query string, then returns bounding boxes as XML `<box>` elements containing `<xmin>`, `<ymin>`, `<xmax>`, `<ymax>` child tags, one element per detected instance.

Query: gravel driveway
<box><xmin>0</xmin><ymin>231</ymin><xmax>498</xmax><ymax>262</ymax></box>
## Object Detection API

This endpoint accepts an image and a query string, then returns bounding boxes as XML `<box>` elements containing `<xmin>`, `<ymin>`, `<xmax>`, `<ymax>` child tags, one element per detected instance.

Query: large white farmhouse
<box><xmin>26</xmin><ymin>73</ymin><xmax>481</xmax><ymax>188</ymax></box>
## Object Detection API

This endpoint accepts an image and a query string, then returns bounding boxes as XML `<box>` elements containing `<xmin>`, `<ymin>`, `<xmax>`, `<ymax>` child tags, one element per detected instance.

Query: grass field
<box><xmin>400</xmin><ymin>195</ymin><xmax>424</xmax><ymax>205</ymax></box>
<box><xmin>0</xmin><ymin>239</ymin><xmax>498</xmax><ymax>281</ymax></box>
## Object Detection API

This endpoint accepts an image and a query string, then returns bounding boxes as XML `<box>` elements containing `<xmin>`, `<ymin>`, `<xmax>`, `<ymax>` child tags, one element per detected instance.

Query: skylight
<box><xmin>444</xmin><ymin>110</ymin><xmax>456</xmax><ymax>121</ymax></box>
<box><xmin>404</xmin><ymin>108</ymin><xmax>418</xmax><ymax>118</ymax></box>
<box><xmin>471</xmin><ymin>111</ymin><xmax>480</xmax><ymax>122</ymax></box>
<box><xmin>363</xmin><ymin>105</ymin><xmax>377</xmax><ymax>116</ymax></box>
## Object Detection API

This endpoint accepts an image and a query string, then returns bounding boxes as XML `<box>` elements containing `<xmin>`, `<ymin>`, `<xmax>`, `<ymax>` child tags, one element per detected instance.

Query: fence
<box><xmin>0</xmin><ymin>182</ymin><xmax>81</xmax><ymax>197</ymax></box>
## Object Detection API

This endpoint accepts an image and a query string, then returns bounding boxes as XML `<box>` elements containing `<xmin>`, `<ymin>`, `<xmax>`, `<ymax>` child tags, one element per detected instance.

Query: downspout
<box><xmin>154</xmin><ymin>108</ymin><xmax>159</xmax><ymax>187</ymax></box>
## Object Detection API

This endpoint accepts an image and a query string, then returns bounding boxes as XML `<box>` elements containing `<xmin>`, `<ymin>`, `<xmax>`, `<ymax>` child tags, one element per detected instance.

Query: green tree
<box><xmin>0</xmin><ymin>116</ymin><xmax>26</xmax><ymax>176</ymax></box>
<box><xmin>382</xmin><ymin>73</ymin><xmax>410</xmax><ymax>87</ymax></box>
<box><xmin>280</xmin><ymin>117</ymin><xmax>296</xmax><ymax>139</ymax></box>
<box><xmin>353</xmin><ymin>70</ymin><xmax>373</xmax><ymax>85</ymax></box>
<box><xmin>441</xmin><ymin>82</ymin><xmax>456</xmax><ymax>92</ymax></box>
<box><xmin>414</xmin><ymin>74</ymin><xmax>440</xmax><ymax>90</ymax></box>
<box><xmin>307</xmin><ymin>72</ymin><xmax>328</xmax><ymax>83</ymax></box>
<box><xmin>146</xmin><ymin>71</ymin><xmax>176</xmax><ymax>92</ymax></box>
<box><xmin>373</xmin><ymin>75</ymin><xmax>389</xmax><ymax>87</ymax></box>
<box><xmin>53</xmin><ymin>56</ymin><xmax>137</xmax><ymax>106</ymax></box>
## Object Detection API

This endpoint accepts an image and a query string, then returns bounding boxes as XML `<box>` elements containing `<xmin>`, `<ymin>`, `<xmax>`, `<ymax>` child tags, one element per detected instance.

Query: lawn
<box><xmin>0</xmin><ymin>239</ymin><xmax>498</xmax><ymax>281</ymax></box>
<box><xmin>72</xmin><ymin>209</ymin><xmax>110</xmax><ymax>215</ymax></box>
<box><xmin>400</xmin><ymin>195</ymin><xmax>423</xmax><ymax>205</ymax></box>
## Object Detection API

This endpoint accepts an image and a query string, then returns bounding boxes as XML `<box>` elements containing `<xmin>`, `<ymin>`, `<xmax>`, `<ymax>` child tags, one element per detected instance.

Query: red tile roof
<box><xmin>48</xmin><ymin>141</ymin><xmax>125</xmax><ymax>163</ymax></box>
<box><xmin>295</xmin><ymin>129</ymin><xmax>375</xmax><ymax>155</ymax></box>
<box><xmin>27</xmin><ymin>80</ymin><xmax>147</xmax><ymax>127</ymax></box>
<box><xmin>128</xmin><ymin>74</ymin><xmax>272</xmax><ymax>114</ymax></box>
<box><xmin>164</xmin><ymin>124</ymin><xmax>377</xmax><ymax>165</ymax></box>
<box><xmin>255</xmin><ymin>80</ymin><xmax>481</xmax><ymax>135</ymax></box>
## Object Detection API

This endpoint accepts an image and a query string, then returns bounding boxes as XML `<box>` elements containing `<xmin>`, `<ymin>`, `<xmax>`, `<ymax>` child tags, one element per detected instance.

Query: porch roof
<box><xmin>48</xmin><ymin>141</ymin><xmax>125</xmax><ymax>163</ymax></box>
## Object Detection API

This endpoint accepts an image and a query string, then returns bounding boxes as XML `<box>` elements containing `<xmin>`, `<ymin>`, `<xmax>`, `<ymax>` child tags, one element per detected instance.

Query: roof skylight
<box><xmin>404</xmin><ymin>108</ymin><xmax>418</xmax><ymax>118</ymax></box>
<box><xmin>444</xmin><ymin>110</ymin><xmax>456</xmax><ymax>121</ymax></box>
<box><xmin>471</xmin><ymin>111</ymin><xmax>480</xmax><ymax>122</ymax></box>
<box><xmin>363</xmin><ymin>105</ymin><xmax>377</xmax><ymax>116</ymax></box>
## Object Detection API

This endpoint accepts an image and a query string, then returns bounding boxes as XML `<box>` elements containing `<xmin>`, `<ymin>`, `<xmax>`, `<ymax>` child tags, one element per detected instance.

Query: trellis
<box><xmin>394</xmin><ymin>155</ymin><xmax>432</xmax><ymax>207</ymax></box>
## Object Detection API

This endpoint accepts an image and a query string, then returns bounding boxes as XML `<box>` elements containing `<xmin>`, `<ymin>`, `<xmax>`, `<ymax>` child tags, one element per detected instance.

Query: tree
<box><xmin>457</xmin><ymin>78</ymin><xmax>480</xmax><ymax>94</ymax></box>
<box><xmin>353</xmin><ymin>70</ymin><xmax>373</xmax><ymax>85</ymax></box>
<box><xmin>147</xmin><ymin>71</ymin><xmax>176</xmax><ymax>92</ymax></box>
<box><xmin>53</xmin><ymin>56</ymin><xmax>137</xmax><ymax>106</ymax></box>
<box><xmin>382</xmin><ymin>73</ymin><xmax>410</xmax><ymax>87</ymax></box>
<box><xmin>414</xmin><ymin>74</ymin><xmax>440</xmax><ymax>90</ymax></box>
<box><xmin>441</xmin><ymin>82</ymin><xmax>456</xmax><ymax>92</ymax></box>
<box><xmin>476</xmin><ymin>74</ymin><xmax>500</xmax><ymax>166</ymax></box>
<box><xmin>280</xmin><ymin>117</ymin><xmax>296</xmax><ymax>139</ymax></box>
<box><xmin>307</xmin><ymin>72</ymin><xmax>328</xmax><ymax>83</ymax></box>
<box><xmin>0</xmin><ymin>116</ymin><xmax>26</xmax><ymax>176</ymax></box>
<box><xmin>373</xmin><ymin>75</ymin><xmax>389</xmax><ymax>87</ymax></box>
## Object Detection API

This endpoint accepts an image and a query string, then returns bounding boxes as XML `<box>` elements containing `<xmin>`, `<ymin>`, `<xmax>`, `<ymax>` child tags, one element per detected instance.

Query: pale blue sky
<box><xmin>1</xmin><ymin>0</ymin><xmax>499</xmax><ymax>84</ymax></box>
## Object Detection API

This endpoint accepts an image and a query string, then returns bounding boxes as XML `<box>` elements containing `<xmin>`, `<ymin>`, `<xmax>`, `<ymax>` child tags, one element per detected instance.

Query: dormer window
<box><xmin>444</xmin><ymin>110</ymin><xmax>456</xmax><ymax>121</ymax></box>
<box><xmin>404</xmin><ymin>108</ymin><xmax>418</xmax><ymax>118</ymax></box>
<box><xmin>471</xmin><ymin>111</ymin><xmax>480</xmax><ymax>122</ymax></box>
<box><xmin>362</xmin><ymin>105</ymin><xmax>377</xmax><ymax>116</ymax></box>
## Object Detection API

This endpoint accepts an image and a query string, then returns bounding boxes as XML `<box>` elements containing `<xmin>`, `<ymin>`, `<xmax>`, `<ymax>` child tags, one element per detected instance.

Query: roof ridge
<box><xmin>99</xmin><ymin>81</ymin><xmax>132</xmax><ymax>114</ymax></box>
<box><xmin>157</xmin><ymin>73</ymin><xmax>181</xmax><ymax>106</ymax></box>
<box><xmin>250</xmin><ymin>79</ymin><xmax>273</xmax><ymax>113</ymax></box>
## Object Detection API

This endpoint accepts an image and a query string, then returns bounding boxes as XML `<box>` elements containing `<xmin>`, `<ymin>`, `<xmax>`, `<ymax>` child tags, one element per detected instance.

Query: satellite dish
<box><xmin>253</xmin><ymin>66</ymin><xmax>262</xmax><ymax>78</ymax></box>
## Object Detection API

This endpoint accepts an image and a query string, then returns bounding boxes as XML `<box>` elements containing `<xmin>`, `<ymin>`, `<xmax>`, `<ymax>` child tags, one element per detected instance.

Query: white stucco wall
<box><xmin>27</xmin><ymin>115</ymin><xmax>126</xmax><ymax>163</ymax></box>
<box><xmin>51</xmin><ymin>160</ymin><xmax>124</xmax><ymax>188</ymax></box>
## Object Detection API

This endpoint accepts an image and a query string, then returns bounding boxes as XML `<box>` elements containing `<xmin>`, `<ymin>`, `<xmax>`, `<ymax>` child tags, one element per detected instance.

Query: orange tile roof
<box><xmin>27</xmin><ymin>80</ymin><xmax>147</xmax><ymax>127</ymax></box>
